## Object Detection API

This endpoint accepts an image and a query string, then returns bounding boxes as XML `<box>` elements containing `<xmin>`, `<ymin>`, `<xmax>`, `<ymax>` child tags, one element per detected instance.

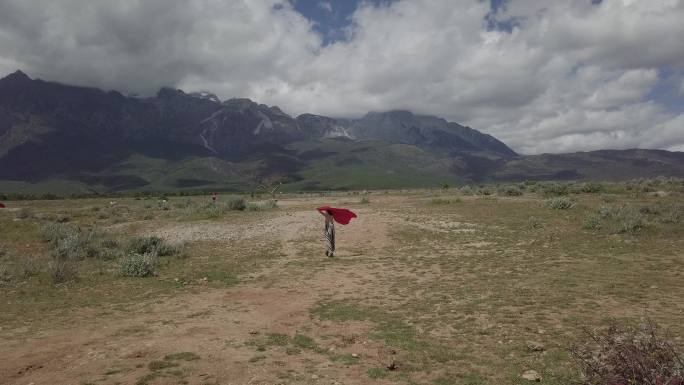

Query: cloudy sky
<box><xmin>0</xmin><ymin>0</ymin><xmax>683</xmax><ymax>154</ymax></box>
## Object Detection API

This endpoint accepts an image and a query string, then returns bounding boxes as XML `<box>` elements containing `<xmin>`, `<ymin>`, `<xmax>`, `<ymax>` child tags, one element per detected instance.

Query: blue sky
<box><xmin>292</xmin><ymin>0</ymin><xmax>512</xmax><ymax>43</ymax></box>
<box><xmin>290</xmin><ymin>0</ymin><xmax>389</xmax><ymax>45</ymax></box>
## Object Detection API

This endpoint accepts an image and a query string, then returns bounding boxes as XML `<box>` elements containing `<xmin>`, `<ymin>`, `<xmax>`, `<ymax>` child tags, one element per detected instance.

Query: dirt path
<box><xmin>0</xmin><ymin>204</ymin><xmax>396</xmax><ymax>385</ymax></box>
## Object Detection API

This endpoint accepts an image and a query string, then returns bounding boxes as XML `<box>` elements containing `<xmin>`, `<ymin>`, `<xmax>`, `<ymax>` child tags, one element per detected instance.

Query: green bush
<box><xmin>547</xmin><ymin>197</ymin><xmax>575</xmax><ymax>210</ymax></box>
<box><xmin>40</xmin><ymin>222</ymin><xmax>76</xmax><ymax>243</ymax></box>
<box><xmin>593</xmin><ymin>204</ymin><xmax>647</xmax><ymax>234</ymax></box>
<box><xmin>127</xmin><ymin>236</ymin><xmax>178</xmax><ymax>257</ymax></box>
<box><xmin>615</xmin><ymin>207</ymin><xmax>645</xmax><ymax>234</ymax></box>
<box><xmin>54</xmin><ymin>233</ymin><xmax>97</xmax><ymax>260</ymax></box>
<box><xmin>583</xmin><ymin>213</ymin><xmax>602</xmax><ymax>231</ymax></box>
<box><xmin>541</xmin><ymin>182</ymin><xmax>569</xmax><ymax>196</ymax></box>
<box><xmin>119</xmin><ymin>253</ymin><xmax>157</xmax><ymax>277</ymax></box>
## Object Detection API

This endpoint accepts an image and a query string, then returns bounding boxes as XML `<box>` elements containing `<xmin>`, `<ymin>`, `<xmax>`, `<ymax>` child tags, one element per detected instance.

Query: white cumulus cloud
<box><xmin>0</xmin><ymin>0</ymin><xmax>683</xmax><ymax>154</ymax></box>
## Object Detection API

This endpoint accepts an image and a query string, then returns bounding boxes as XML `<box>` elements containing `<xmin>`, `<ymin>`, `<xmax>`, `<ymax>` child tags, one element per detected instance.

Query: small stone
<box><xmin>650</xmin><ymin>285</ymin><xmax>658</xmax><ymax>289</ymax></box>
<box><xmin>526</xmin><ymin>341</ymin><xmax>545</xmax><ymax>352</ymax></box>
<box><xmin>522</xmin><ymin>370</ymin><xmax>542</xmax><ymax>382</ymax></box>
<box><xmin>249</xmin><ymin>330</ymin><xmax>259</xmax><ymax>335</ymax></box>
<box><xmin>311</xmin><ymin>374</ymin><xmax>319</xmax><ymax>379</ymax></box>
<box><xmin>537</xmin><ymin>329</ymin><xmax>545</xmax><ymax>334</ymax></box>
<box><xmin>174</xmin><ymin>278</ymin><xmax>179</xmax><ymax>282</ymax></box>
<box><xmin>351</xmin><ymin>353</ymin><xmax>359</xmax><ymax>358</ymax></box>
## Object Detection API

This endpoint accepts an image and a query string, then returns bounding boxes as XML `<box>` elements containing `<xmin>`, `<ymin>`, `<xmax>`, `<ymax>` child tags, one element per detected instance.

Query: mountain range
<box><xmin>1</xmin><ymin>70</ymin><xmax>683</xmax><ymax>194</ymax></box>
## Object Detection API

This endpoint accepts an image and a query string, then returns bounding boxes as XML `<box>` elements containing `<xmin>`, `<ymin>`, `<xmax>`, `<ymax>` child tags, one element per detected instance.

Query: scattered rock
<box><xmin>522</xmin><ymin>370</ymin><xmax>542</xmax><ymax>382</ymax></box>
<box><xmin>311</xmin><ymin>374</ymin><xmax>319</xmax><ymax>380</ymax></box>
<box><xmin>249</xmin><ymin>330</ymin><xmax>259</xmax><ymax>335</ymax></box>
<box><xmin>351</xmin><ymin>353</ymin><xmax>359</xmax><ymax>358</ymax></box>
<box><xmin>526</xmin><ymin>341</ymin><xmax>545</xmax><ymax>352</ymax></box>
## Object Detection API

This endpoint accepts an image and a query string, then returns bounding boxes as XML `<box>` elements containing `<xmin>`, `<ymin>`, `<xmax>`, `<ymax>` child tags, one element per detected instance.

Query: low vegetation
<box><xmin>547</xmin><ymin>196</ymin><xmax>575</xmax><ymax>210</ymax></box>
<box><xmin>1</xmin><ymin>177</ymin><xmax>683</xmax><ymax>384</ymax></box>
<box><xmin>570</xmin><ymin>321</ymin><xmax>684</xmax><ymax>385</ymax></box>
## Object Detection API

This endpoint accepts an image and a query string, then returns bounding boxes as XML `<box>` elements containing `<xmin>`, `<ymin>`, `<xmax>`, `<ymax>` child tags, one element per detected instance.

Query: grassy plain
<box><xmin>1</xmin><ymin>180</ymin><xmax>683</xmax><ymax>384</ymax></box>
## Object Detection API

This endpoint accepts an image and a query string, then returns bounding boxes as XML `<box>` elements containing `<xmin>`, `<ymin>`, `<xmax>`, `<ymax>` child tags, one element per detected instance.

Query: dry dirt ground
<box><xmin>2</xmin><ymin>192</ymin><xmax>683</xmax><ymax>385</ymax></box>
<box><xmin>1</xmin><ymin>197</ymin><xmax>407</xmax><ymax>385</ymax></box>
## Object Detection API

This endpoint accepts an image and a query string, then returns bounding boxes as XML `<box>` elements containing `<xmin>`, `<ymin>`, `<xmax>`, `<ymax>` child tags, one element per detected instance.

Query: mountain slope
<box><xmin>0</xmin><ymin>71</ymin><xmax>682</xmax><ymax>194</ymax></box>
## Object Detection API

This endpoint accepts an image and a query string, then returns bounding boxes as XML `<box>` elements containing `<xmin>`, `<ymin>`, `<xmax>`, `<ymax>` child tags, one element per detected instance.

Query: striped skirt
<box><xmin>325</xmin><ymin>221</ymin><xmax>335</xmax><ymax>257</ymax></box>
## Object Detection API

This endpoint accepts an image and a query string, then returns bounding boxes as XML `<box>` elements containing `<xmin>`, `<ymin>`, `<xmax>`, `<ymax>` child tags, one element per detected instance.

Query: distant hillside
<box><xmin>0</xmin><ymin>70</ymin><xmax>682</xmax><ymax>195</ymax></box>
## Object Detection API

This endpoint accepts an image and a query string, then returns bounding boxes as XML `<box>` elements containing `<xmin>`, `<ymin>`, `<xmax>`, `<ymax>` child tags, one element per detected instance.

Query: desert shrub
<box><xmin>459</xmin><ymin>185</ymin><xmax>474</xmax><ymax>195</ymax></box>
<box><xmin>659</xmin><ymin>203</ymin><xmax>684</xmax><ymax>224</ymax></box>
<box><xmin>578</xmin><ymin>182</ymin><xmax>604</xmax><ymax>194</ymax></box>
<box><xmin>246</xmin><ymin>200</ymin><xmax>278</xmax><ymax>211</ymax></box>
<box><xmin>54</xmin><ymin>231</ymin><xmax>100</xmax><ymax>260</ymax></box>
<box><xmin>600</xmin><ymin>194</ymin><xmax>617</xmax><ymax>203</ymax></box>
<box><xmin>40</xmin><ymin>222</ymin><xmax>76</xmax><ymax>243</ymax></box>
<box><xmin>49</xmin><ymin>259</ymin><xmax>77</xmax><ymax>284</ymax></box>
<box><xmin>583</xmin><ymin>213</ymin><xmax>602</xmax><ymax>231</ymax></box>
<box><xmin>594</xmin><ymin>205</ymin><xmax>647</xmax><ymax>234</ymax></box>
<box><xmin>570</xmin><ymin>321</ymin><xmax>684</xmax><ymax>385</ymax></box>
<box><xmin>19</xmin><ymin>257</ymin><xmax>41</xmax><ymax>278</ymax></box>
<box><xmin>195</xmin><ymin>202</ymin><xmax>228</xmax><ymax>218</ymax></box>
<box><xmin>228</xmin><ymin>197</ymin><xmax>247</xmax><ymax>211</ymax></box>
<box><xmin>542</xmin><ymin>182</ymin><xmax>569</xmax><ymax>196</ymax></box>
<box><xmin>15</xmin><ymin>207</ymin><xmax>33</xmax><ymax>219</ymax></box>
<box><xmin>527</xmin><ymin>216</ymin><xmax>544</xmax><ymax>229</ymax></box>
<box><xmin>430</xmin><ymin>197</ymin><xmax>461</xmax><ymax>205</ymax></box>
<box><xmin>477</xmin><ymin>187</ymin><xmax>492</xmax><ymax>196</ymax></box>
<box><xmin>127</xmin><ymin>236</ymin><xmax>178</xmax><ymax>257</ymax></box>
<box><xmin>0</xmin><ymin>265</ymin><xmax>12</xmax><ymax>286</ymax></box>
<box><xmin>615</xmin><ymin>207</ymin><xmax>645</xmax><ymax>234</ymax></box>
<box><xmin>119</xmin><ymin>253</ymin><xmax>157</xmax><ymax>277</ymax></box>
<box><xmin>360</xmin><ymin>195</ymin><xmax>370</xmax><ymax>204</ymax></box>
<box><xmin>98</xmin><ymin>239</ymin><xmax>124</xmax><ymax>260</ymax></box>
<box><xmin>598</xmin><ymin>204</ymin><xmax>614</xmax><ymax>219</ymax></box>
<box><xmin>547</xmin><ymin>197</ymin><xmax>575</xmax><ymax>210</ymax></box>
<box><xmin>498</xmin><ymin>185</ymin><xmax>523</xmax><ymax>196</ymax></box>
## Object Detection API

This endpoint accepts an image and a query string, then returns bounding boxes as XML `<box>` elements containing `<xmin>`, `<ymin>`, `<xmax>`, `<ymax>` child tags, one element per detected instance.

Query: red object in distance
<box><xmin>317</xmin><ymin>206</ymin><xmax>357</xmax><ymax>225</ymax></box>
<box><xmin>0</xmin><ymin>203</ymin><xmax>5</xmax><ymax>208</ymax></box>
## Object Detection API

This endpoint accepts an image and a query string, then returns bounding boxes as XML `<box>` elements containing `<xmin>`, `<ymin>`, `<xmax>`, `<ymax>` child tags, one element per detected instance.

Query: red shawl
<box><xmin>317</xmin><ymin>206</ymin><xmax>357</xmax><ymax>225</ymax></box>
<box><xmin>0</xmin><ymin>203</ymin><xmax>5</xmax><ymax>208</ymax></box>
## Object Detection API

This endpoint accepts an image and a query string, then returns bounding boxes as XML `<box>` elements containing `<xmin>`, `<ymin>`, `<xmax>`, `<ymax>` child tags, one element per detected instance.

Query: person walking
<box><xmin>317</xmin><ymin>206</ymin><xmax>357</xmax><ymax>257</ymax></box>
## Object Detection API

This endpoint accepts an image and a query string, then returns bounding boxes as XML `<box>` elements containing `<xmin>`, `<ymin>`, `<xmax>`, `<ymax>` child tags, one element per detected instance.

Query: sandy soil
<box><xmin>0</xmin><ymin>201</ymin><xmax>399</xmax><ymax>385</ymax></box>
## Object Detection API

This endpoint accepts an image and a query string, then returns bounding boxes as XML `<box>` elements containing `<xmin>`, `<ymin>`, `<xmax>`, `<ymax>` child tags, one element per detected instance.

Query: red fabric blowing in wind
<box><xmin>317</xmin><ymin>206</ymin><xmax>357</xmax><ymax>225</ymax></box>
<box><xmin>0</xmin><ymin>203</ymin><xmax>5</xmax><ymax>208</ymax></box>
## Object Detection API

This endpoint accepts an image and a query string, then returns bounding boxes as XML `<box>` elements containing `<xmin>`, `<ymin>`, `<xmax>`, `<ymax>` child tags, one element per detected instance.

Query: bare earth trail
<box><xmin>0</xmin><ymin>200</ymin><xmax>400</xmax><ymax>385</ymax></box>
